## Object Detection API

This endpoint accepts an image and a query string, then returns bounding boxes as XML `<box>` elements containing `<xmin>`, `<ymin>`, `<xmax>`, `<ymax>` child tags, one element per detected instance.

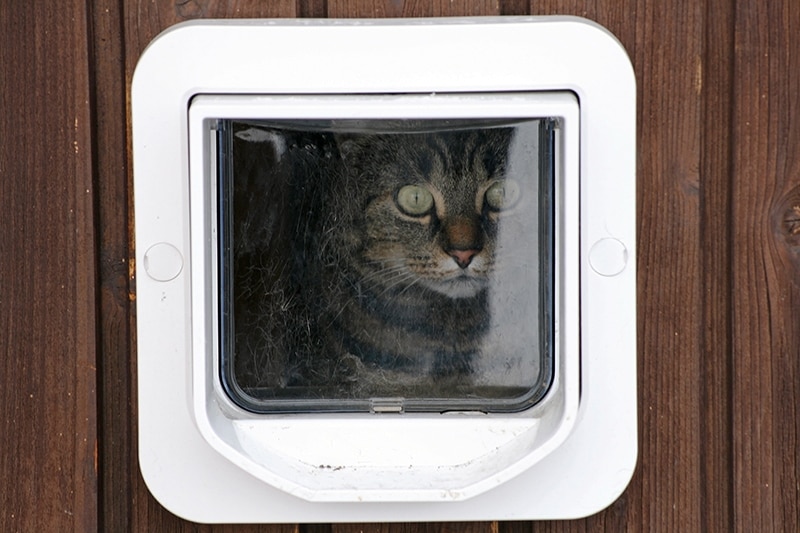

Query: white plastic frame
<box><xmin>132</xmin><ymin>17</ymin><xmax>636</xmax><ymax>523</ymax></box>
<box><xmin>190</xmin><ymin>92</ymin><xmax>579</xmax><ymax>501</ymax></box>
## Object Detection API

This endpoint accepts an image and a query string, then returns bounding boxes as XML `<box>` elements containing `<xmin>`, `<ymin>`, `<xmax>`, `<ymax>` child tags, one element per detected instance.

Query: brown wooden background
<box><xmin>2</xmin><ymin>0</ymin><xmax>799</xmax><ymax>531</ymax></box>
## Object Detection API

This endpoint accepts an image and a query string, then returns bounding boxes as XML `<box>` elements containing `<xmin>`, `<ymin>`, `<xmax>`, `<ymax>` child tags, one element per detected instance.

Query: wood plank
<box><xmin>0</xmin><ymin>2</ymin><xmax>99</xmax><ymax>531</ymax></box>
<box><xmin>731</xmin><ymin>0</ymin><xmax>800</xmax><ymax>530</ymax></box>
<box><xmin>698</xmin><ymin>0</ymin><xmax>735</xmax><ymax>530</ymax></box>
<box><xmin>89</xmin><ymin>0</ymin><xmax>142</xmax><ymax>531</ymax></box>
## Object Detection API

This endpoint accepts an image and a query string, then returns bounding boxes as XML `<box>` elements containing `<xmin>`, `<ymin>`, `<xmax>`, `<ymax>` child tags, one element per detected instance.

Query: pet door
<box><xmin>187</xmin><ymin>91</ymin><xmax>579</xmax><ymax>501</ymax></box>
<box><xmin>214</xmin><ymin>114</ymin><xmax>556</xmax><ymax>414</ymax></box>
<box><xmin>134</xmin><ymin>17</ymin><xmax>636</xmax><ymax>522</ymax></box>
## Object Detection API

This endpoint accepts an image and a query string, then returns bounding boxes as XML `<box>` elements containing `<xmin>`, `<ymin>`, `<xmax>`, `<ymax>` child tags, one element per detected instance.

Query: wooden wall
<box><xmin>1</xmin><ymin>0</ymin><xmax>798</xmax><ymax>531</ymax></box>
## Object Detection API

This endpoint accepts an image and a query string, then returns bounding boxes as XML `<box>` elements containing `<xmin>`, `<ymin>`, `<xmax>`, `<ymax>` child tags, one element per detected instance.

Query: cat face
<box><xmin>336</xmin><ymin>128</ymin><xmax>531</xmax><ymax>299</ymax></box>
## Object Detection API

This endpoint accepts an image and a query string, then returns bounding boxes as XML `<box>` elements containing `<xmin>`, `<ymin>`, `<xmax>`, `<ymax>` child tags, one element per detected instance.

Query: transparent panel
<box><xmin>217</xmin><ymin>118</ymin><xmax>556</xmax><ymax>413</ymax></box>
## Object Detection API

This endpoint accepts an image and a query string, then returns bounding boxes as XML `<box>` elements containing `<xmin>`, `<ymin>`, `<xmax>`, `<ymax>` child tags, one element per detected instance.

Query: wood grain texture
<box><xmin>732</xmin><ymin>0</ymin><xmax>800</xmax><ymax>530</ymax></box>
<box><xmin>699</xmin><ymin>0</ymin><xmax>735</xmax><ymax>530</ymax></box>
<box><xmin>89</xmin><ymin>0</ymin><xmax>141</xmax><ymax>530</ymax></box>
<box><xmin>3</xmin><ymin>0</ymin><xmax>797</xmax><ymax>530</ymax></box>
<box><xmin>325</xmin><ymin>0</ymin><xmax>501</xmax><ymax>17</ymax></box>
<box><xmin>0</xmin><ymin>2</ymin><xmax>99</xmax><ymax>532</ymax></box>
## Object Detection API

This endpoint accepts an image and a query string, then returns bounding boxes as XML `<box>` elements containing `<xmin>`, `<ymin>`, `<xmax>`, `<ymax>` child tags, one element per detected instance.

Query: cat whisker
<box><xmin>395</xmin><ymin>275</ymin><xmax>425</xmax><ymax>298</ymax></box>
<box><xmin>377</xmin><ymin>272</ymin><xmax>419</xmax><ymax>298</ymax></box>
<box><xmin>359</xmin><ymin>262</ymin><xmax>412</xmax><ymax>287</ymax></box>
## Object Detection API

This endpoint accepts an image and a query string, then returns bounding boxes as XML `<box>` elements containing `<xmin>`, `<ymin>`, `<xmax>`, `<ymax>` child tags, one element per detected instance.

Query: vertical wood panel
<box><xmin>0</xmin><ymin>2</ymin><xmax>98</xmax><ymax>532</ymax></box>
<box><xmin>699</xmin><ymin>0</ymin><xmax>735</xmax><ymax>530</ymax></box>
<box><xmin>89</xmin><ymin>0</ymin><xmax>141</xmax><ymax>530</ymax></box>
<box><xmin>627</xmin><ymin>1</ymin><xmax>704</xmax><ymax>527</ymax></box>
<box><xmin>732</xmin><ymin>0</ymin><xmax>800</xmax><ymax>530</ymax></box>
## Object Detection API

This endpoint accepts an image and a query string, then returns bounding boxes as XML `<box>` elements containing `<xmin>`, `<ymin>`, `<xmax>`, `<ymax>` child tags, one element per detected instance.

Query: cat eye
<box><xmin>396</xmin><ymin>184</ymin><xmax>434</xmax><ymax>216</ymax></box>
<box><xmin>485</xmin><ymin>179</ymin><xmax>521</xmax><ymax>211</ymax></box>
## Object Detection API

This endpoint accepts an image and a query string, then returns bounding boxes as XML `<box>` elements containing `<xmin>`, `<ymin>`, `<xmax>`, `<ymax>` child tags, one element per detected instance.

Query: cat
<box><xmin>227</xmin><ymin>121</ymin><xmax>547</xmax><ymax>408</ymax></box>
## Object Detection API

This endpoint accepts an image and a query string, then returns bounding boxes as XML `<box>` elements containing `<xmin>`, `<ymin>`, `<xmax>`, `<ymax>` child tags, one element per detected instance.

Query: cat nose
<box><xmin>443</xmin><ymin>217</ymin><xmax>481</xmax><ymax>268</ymax></box>
<box><xmin>449</xmin><ymin>248</ymin><xmax>480</xmax><ymax>269</ymax></box>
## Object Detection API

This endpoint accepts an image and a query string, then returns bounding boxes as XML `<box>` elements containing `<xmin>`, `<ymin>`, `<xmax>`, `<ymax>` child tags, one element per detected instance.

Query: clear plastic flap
<box><xmin>217</xmin><ymin>118</ymin><xmax>556</xmax><ymax>413</ymax></box>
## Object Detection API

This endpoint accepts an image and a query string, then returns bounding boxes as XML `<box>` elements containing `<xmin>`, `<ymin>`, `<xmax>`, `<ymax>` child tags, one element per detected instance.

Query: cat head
<box><xmin>333</xmin><ymin>127</ymin><xmax>536</xmax><ymax>299</ymax></box>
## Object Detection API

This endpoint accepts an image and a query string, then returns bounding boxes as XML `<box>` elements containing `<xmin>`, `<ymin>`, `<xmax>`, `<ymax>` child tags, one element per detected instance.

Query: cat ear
<box><xmin>235</xmin><ymin>127</ymin><xmax>287</xmax><ymax>162</ymax></box>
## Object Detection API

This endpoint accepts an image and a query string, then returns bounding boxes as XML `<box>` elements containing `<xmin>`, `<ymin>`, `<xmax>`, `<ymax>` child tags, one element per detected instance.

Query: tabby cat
<box><xmin>227</xmin><ymin>121</ymin><xmax>546</xmax><ymax>409</ymax></box>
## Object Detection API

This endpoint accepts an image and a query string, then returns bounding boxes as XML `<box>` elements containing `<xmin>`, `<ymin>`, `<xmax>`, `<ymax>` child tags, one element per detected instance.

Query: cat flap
<box><xmin>216</xmin><ymin>116</ymin><xmax>557</xmax><ymax>413</ymax></box>
<box><xmin>135</xmin><ymin>18</ymin><xmax>635</xmax><ymax>516</ymax></box>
